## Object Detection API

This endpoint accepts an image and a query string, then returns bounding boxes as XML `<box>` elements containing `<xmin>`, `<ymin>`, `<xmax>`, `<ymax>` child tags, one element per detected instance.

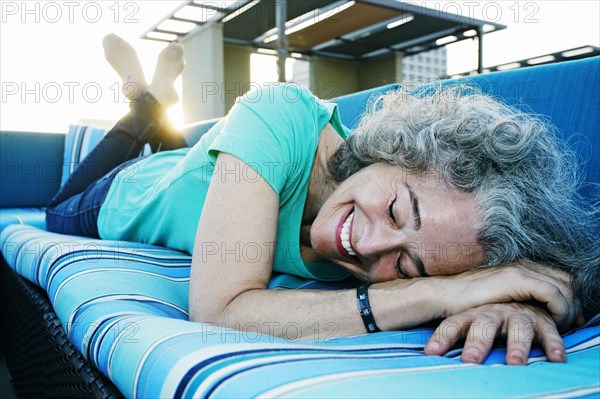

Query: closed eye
<box><xmin>395</xmin><ymin>253</ymin><xmax>408</xmax><ymax>279</ymax></box>
<box><xmin>388</xmin><ymin>197</ymin><xmax>397</xmax><ymax>225</ymax></box>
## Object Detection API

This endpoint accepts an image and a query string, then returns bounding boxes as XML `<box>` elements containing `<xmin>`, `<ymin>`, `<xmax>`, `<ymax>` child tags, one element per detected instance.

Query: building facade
<box><xmin>402</xmin><ymin>47</ymin><xmax>447</xmax><ymax>83</ymax></box>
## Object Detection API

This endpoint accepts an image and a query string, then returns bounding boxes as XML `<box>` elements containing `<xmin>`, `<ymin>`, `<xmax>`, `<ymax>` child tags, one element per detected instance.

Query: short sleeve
<box><xmin>207</xmin><ymin>83</ymin><xmax>323</xmax><ymax>196</ymax></box>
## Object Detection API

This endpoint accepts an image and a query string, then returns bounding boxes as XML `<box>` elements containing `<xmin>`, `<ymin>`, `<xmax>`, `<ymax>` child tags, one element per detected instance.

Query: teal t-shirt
<box><xmin>97</xmin><ymin>83</ymin><xmax>351</xmax><ymax>281</ymax></box>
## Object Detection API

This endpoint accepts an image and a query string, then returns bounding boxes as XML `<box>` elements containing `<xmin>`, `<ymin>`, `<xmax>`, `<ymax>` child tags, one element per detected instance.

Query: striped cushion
<box><xmin>1</xmin><ymin>224</ymin><xmax>598</xmax><ymax>398</ymax></box>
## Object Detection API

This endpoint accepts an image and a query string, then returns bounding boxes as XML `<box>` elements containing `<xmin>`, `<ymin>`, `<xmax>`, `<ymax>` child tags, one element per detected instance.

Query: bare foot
<box><xmin>103</xmin><ymin>34</ymin><xmax>147</xmax><ymax>100</ymax></box>
<box><xmin>147</xmin><ymin>43</ymin><xmax>185</xmax><ymax>108</ymax></box>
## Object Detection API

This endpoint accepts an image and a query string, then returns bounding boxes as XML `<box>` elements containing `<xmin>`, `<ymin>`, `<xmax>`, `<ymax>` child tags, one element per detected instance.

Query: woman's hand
<box><xmin>431</xmin><ymin>261</ymin><xmax>580</xmax><ymax>330</ymax></box>
<box><xmin>423</xmin><ymin>302</ymin><xmax>570</xmax><ymax>365</ymax></box>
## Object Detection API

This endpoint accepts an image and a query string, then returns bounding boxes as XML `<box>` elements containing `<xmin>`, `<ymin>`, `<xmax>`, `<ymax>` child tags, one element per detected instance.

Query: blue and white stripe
<box><xmin>1</xmin><ymin>224</ymin><xmax>599</xmax><ymax>399</ymax></box>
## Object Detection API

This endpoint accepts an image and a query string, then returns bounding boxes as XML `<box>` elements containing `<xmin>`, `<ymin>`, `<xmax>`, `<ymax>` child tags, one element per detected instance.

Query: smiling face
<box><xmin>310</xmin><ymin>163</ymin><xmax>486</xmax><ymax>282</ymax></box>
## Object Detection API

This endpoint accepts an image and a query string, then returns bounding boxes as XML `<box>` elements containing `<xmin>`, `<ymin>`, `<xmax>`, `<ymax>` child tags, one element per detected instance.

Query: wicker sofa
<box><xmin>1</xmin><ymin>57</ymin><xmax>598</xmax><ymax>398</ymax></box>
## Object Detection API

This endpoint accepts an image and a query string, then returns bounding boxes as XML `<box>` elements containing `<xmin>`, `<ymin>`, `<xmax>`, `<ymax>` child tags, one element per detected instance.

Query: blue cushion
<box><xmin>181</xmin><ymin>118</ymin><xmax>221</xmax><ymax>146</ymax></box>
<box><xmin>1</xmin><ymin>224</ymin><xmax>598</xmax><ymax>398</ymax></box>
<box><xmin>0</xmin><ymin>208</ymin><xmax>46</xmax><ymax>233</ymax></box>
<box><xmin>463</xmin><ymin>57</ymin><xmax>600</xmax><ymax>202</ymax></box>
<box><xmin>330</xmin><ymin>83</ymin><xmax>400</xmax><ymax>130</ymax></box>
<box><xmin>0</xmin><ymin>131</ymin><xmax>65</xmax><ymax>208</ymax></box>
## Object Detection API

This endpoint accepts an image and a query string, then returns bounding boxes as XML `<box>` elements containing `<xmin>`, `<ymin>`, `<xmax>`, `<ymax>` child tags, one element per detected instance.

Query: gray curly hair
<box><xmin>328</xmin><ymin>84</ymin><xmax>600</xmax><ymax>316</ymax></box>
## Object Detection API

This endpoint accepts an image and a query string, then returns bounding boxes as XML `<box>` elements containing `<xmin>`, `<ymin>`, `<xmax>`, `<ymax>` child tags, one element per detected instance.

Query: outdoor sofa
<box><xmin>1</xmin><ymin>57</ymin><xmax>599</xmax><ymax>398</ymax></box>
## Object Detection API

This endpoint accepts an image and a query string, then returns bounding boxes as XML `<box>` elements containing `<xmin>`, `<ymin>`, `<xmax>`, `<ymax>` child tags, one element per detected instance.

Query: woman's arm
<box><xmin>189</xmin><ymin>153</ymin><xmax>578</xmax><ymax>340</ymax></box>
<box><xmin>189</xmin><ymin>151</ymin><xmax>397</xmax><ymax>338</ymax></box>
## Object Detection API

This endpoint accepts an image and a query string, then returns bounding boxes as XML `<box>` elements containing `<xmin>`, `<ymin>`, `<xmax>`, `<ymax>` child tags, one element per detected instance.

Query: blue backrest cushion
<box><xmin>181</xmin><ymin>118</ymin><xmax>221</xmax><ymax>146</ymax></box>
<box><xmin>0</xmin><ymin>131</ymin><xmax>65</xmax><ymax>207</ymax></box>
<box><xmin>462</xmin><ymin>57</ymin><xmax>600</xmax><ymax>202</ymax></box>
<box><xmin>330</xmin><ymin>83</ymin><xmax>400</xmax><ymax>130</ymax></box>
<box><xmin>327</xmin><ymin>58</ymin><xmax>599</xmax><ymax>202</ymax></box>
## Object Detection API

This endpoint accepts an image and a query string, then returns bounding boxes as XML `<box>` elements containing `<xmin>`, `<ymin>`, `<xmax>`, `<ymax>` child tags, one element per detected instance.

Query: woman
<box><xmin>47</xmin><ymin>35</ymin><xmax>598</xmax><ymax>366</ymax></box>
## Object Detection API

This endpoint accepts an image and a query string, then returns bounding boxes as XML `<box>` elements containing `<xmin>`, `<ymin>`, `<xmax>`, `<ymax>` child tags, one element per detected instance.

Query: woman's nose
<box><xmin>353</xmin><ymin>224</ymin><xmax>398</xmax><ymax>258</ymax></box>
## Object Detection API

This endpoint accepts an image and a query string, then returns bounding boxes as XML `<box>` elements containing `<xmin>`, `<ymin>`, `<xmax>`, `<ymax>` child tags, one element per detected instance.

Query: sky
<box><xmin>1</xmin><ymin>0</ymin><xmax>599</xmax><ymax>133</ymax></box>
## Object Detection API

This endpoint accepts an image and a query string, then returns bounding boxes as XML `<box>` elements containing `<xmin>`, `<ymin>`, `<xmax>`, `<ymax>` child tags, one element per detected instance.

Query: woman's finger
<box><xmin>534</xmin><ymin>314</ymin><xmax>566</xmax><ymax>363</ymax></box>
<box><xmin>505</xmin><ymin>313</ymin><xmax>535</xmax><ymax>365</ymax></box>
<box><xmin>425</xmin><ymin>315</ymin><xmax>470</xmax><ymax>356</ymax></box>
<box><xmin>461</xmin><ymin>314</ymin><xmax>500</xmax><ymax>364</ymax></box>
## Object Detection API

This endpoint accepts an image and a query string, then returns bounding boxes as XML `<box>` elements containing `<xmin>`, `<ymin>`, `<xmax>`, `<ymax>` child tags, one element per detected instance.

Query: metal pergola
<box><xmin>142</xmin><ymin>0</ymin><xmax>506</xmax><ymax>81</ymax></box>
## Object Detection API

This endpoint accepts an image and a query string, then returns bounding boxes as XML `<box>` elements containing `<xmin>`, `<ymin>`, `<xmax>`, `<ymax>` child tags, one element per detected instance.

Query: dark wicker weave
<box><xmin>0</xmin><ymin>257</ymin><xmax>123</xmax><ymax>398</ymax></box>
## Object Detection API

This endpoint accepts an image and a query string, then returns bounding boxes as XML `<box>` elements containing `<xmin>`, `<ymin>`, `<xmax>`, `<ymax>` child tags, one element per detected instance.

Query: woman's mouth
<box><xmin>336</xmin><ymin>209</ymin><xmax>357</xmax><ymax>260</ymax></box>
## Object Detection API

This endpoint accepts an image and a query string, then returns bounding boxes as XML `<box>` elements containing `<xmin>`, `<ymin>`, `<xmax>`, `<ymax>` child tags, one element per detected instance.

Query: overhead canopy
<box><xmin>142</xmin><ymin>0</ymin><xmax>505</xmax><ymax>60</ymax></box>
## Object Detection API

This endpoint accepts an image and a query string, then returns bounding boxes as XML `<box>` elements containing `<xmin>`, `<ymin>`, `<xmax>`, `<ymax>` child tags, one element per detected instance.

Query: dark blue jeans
<box><xmin>46</xmin><ymin>91</ymin><xmax>188</xmax><ymax>238</ymax></box>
